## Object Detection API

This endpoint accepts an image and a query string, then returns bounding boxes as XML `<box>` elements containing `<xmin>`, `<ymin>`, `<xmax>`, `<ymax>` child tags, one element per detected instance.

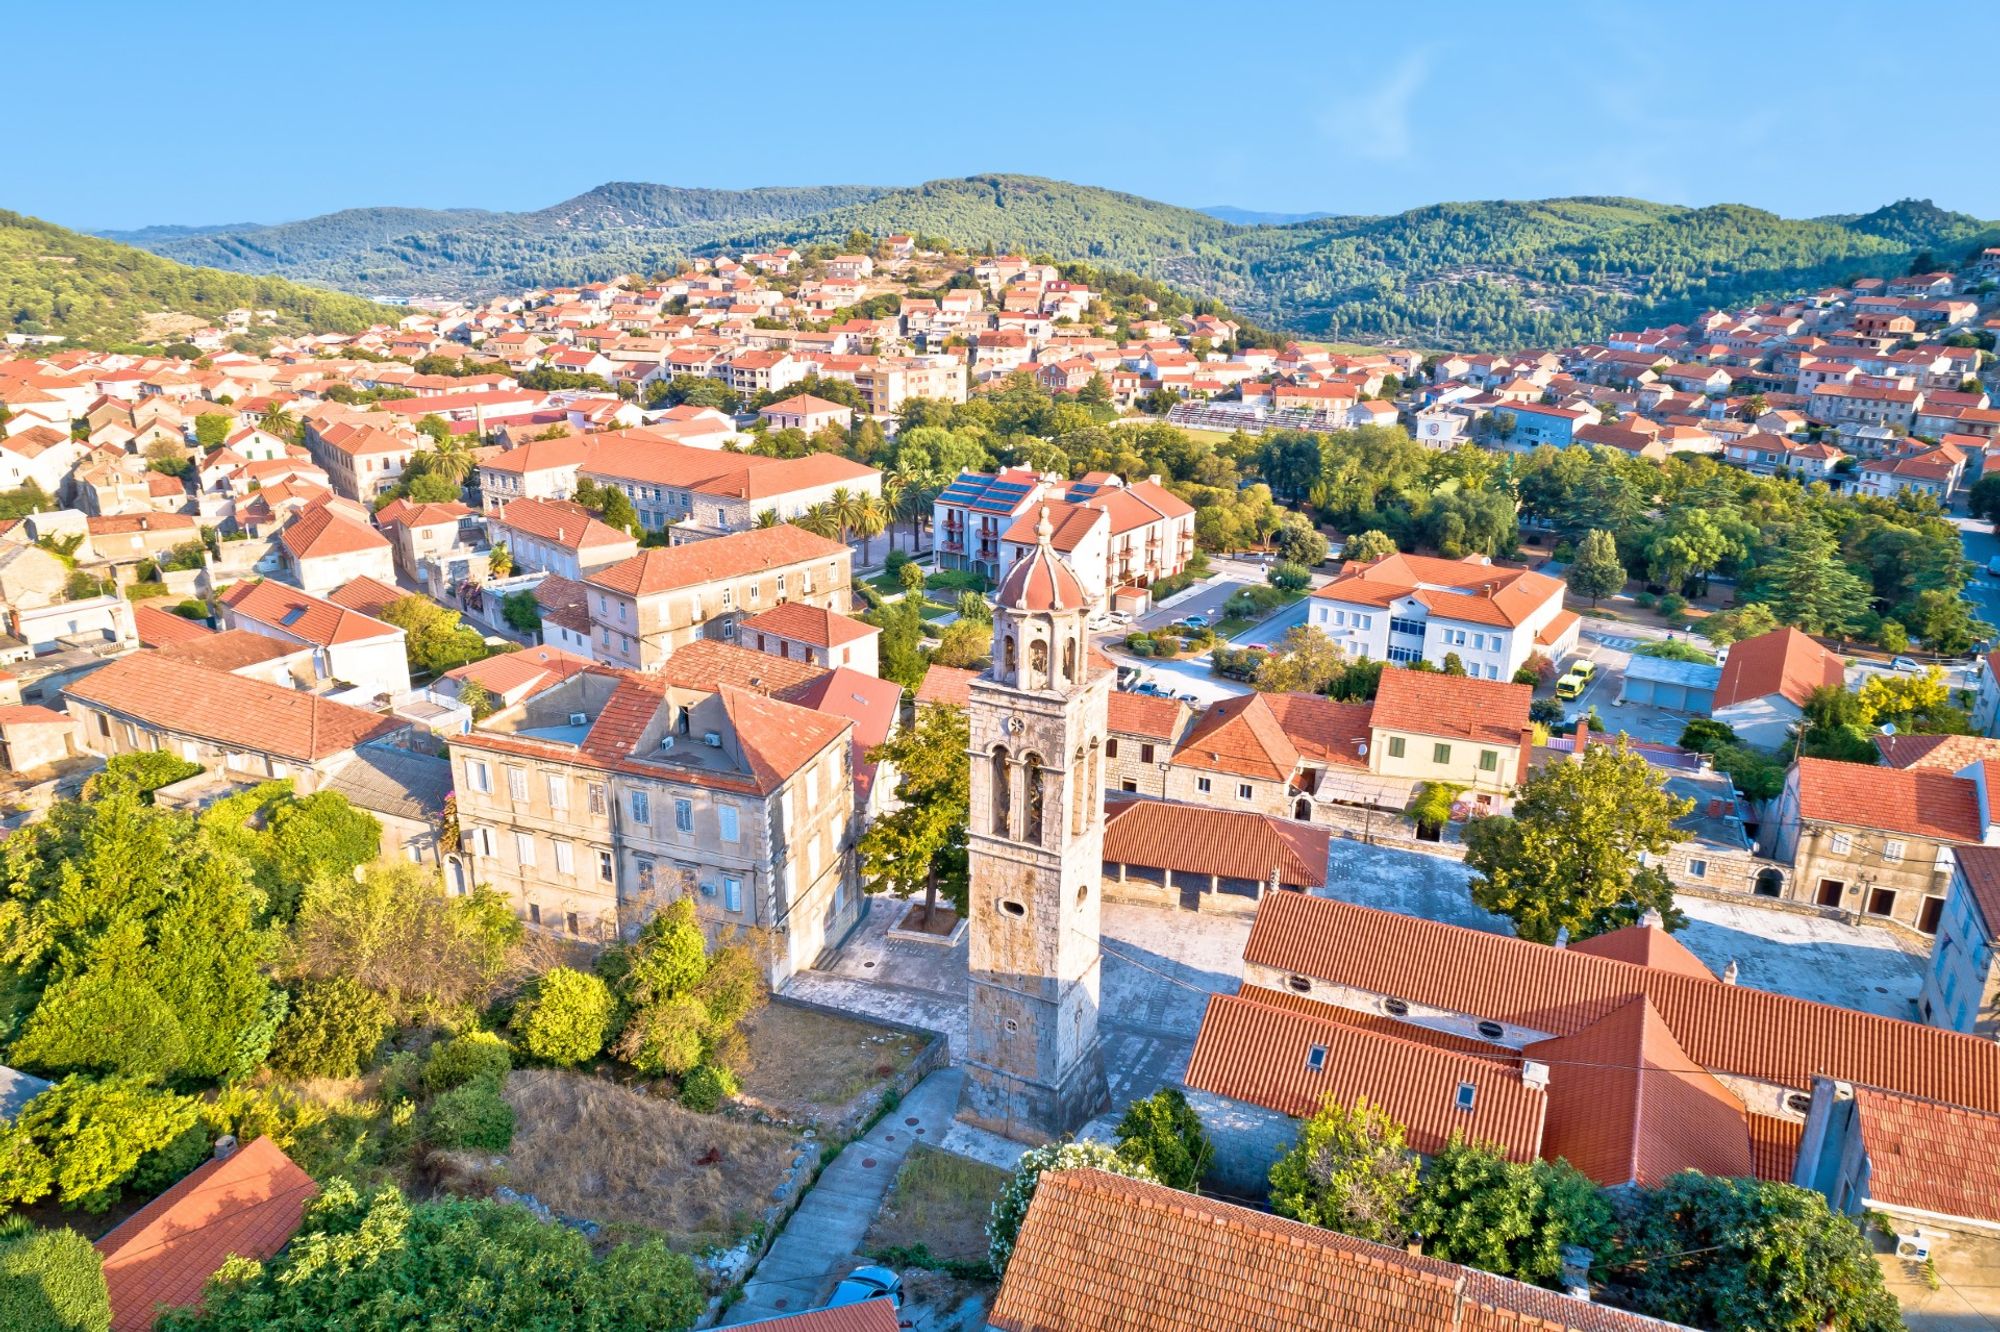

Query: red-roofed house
<box><xmin>740</xmin><ymin>600</ymin><xmax>879</xmax><ymax>675</ymax></box>
<box><xmin>758</xmin><ymin>393</ymin><xmax>855</xmax><ymax>435</ymax></box>
<box><xmin>219</xmin><ymin>578</ymin><xmax>410</xmax><ymax>700</ymax></box>
<box><xmin>446</xmin><ymin>666</ymin><xmax>857</xmax><ymax>978</ymax></box>
<box><xmin>275</xmin><ymin>498</ymin><xmax>395</xmax><ymax>594</ymax></box>
<box><xmin>1768</xmin><ymin>755</ymin><xmax>1994</xmax><ymax>932</ymax></box>
<box><xmin>96</xmin><ymin>1137</ymin><xmax>317</xmax><ymax>1332</ymax></box>
<box><xmin>487</xmin><ymin>497</ymin><xmax>638</xmax><ymax>581</ymax></box>
<box><xmin>1711</xmin><ymin>626</ymin><xmax>1846</xmax><ymax>748</ymax></box>
<box><xmin>1921</xmin><ymin>844</ymin><xmax>2000</xmax><ymax>1036</ymax></box>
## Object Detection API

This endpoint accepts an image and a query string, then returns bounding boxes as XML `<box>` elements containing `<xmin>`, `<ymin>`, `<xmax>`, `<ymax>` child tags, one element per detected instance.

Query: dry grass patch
<box><xmin>864</xmin><ymin>1144</ymin><xmax>1008</xmax><ymax>1270</ymax></box>
<box><xmin>500</xmin><ymin>1069</ymin><xmax>801</xmax><ymax>1248</ymax></box>
<box><xmin>734</xmin><ymin>1002</ymin><xmax>926</xmax><ymax>1124</ymax></box>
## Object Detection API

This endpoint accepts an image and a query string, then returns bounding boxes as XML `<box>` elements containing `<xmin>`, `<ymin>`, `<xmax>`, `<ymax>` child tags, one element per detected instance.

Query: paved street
<box><xmin>1952</xmin><ymin>510</ymin><xmax>2000</xmax><ymax>639</ymax></box>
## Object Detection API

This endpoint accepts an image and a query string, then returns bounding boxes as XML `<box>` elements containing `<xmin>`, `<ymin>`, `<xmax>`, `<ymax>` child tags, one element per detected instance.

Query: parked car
<box><xmin>1177</xmin><ymin>614</ymin><xmax>1209</xmax><ymax>630</ymax></box>
<box><xmin>826</xmin><ymin>1266</ymin><xmax>904</xmax><ymax>1310</ymax></box>
<box><xmin>1890</xmin><ymin>656</ymin><xmax>1921</xmax><ymax>672</ymax></box>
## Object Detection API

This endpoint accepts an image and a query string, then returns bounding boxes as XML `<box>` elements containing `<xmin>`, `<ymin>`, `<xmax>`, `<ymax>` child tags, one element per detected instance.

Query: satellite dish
<box><xmin>1880</xmin><ymin>722</ymin><xmax>1898</xmax><ymax>736</ymax></box>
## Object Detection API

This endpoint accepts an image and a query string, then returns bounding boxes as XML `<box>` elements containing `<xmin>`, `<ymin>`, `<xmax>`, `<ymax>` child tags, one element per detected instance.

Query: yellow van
<box><xmin>1554</xmin><ymin>672</ymin><xmax>1586</xmax><ymax>701</ymax></box>
<box><xmin>1566</xmin><ymin>658</ymin><xmax>1597</xmax><ymax>682</ymax></box>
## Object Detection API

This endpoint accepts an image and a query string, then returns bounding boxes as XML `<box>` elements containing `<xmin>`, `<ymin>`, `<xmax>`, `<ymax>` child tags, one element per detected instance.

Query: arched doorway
<box><xmin>1293</xmin><ymin>798</ymin><xmax>1312</xmax><ymax>822</ymax></box>
<box><xmin>1754</xmin><ymin>867</ymin><xmax>1783</xmax><ymax>898</ymax></box>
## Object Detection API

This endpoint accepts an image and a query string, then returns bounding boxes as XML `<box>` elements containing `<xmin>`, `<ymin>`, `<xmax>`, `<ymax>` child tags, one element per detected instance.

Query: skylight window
<box><xmin>1455</xmin><ymin>1082</ymin><xmax>1477</xmax><ymax>1112</ymax></box>
<box><xmin>1306</xmin><ymin>1046</ymin><xmax>1327</xmax><ymax>1073</ymax></box>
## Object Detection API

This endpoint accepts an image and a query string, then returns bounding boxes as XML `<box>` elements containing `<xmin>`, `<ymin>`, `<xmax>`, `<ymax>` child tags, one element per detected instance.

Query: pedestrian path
<box><xmin>722</xmin><ymin>1067</ymin><xmax>965</xmax><ymax>1325</ymax></box>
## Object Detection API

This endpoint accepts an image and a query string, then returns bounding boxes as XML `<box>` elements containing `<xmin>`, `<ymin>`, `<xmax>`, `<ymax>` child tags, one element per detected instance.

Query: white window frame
<box><xmin>718</xmin><ymin>804</ymin><xmax>740</xmax><ymax>843</ymax></box>
<box><xmin>553</xmin><ymin>840</ymin><xmax>574</xmax><ymax>875</ymax></box>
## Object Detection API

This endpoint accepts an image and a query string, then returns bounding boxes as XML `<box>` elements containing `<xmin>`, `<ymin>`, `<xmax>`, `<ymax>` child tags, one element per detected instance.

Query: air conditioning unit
<box><xmin>568</xmin><ymin>712</ymin><xmax>588</xmax><ymax>727</ymax></box>
<box><xmin>702</xmin><ymin>731</ymin><xmax>723</xmax><ymax>748</ymax></box>
<box><xmin>1896</xmin><ymin>1231</ymin><xmax>1932</xmax><ymax>1262</ymax></box>
<box><xmin>659</xmin><ymin>736</ymin><xmax>675</xmax><ymax>751</ymax></box>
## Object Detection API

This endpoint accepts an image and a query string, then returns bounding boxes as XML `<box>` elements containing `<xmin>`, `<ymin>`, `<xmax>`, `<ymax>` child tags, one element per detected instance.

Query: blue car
<box><xmin>826</xmin><ymin>1265</ymin><xmax>904</xmax><ymax>1310</ymax></box>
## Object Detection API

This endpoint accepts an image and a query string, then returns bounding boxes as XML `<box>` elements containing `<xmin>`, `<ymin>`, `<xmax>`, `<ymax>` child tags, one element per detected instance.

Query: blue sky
<box><xmin>18</xmin><ymin>1</ymin><xmax>1998</xmax><ymax>230</ymax></box>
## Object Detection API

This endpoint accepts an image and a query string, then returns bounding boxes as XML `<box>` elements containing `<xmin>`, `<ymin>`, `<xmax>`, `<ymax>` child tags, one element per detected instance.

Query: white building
<box><xmin>1306</xmin><ymin>552</ymin><xmax>1577</xmax><ymax>680</ymax></box>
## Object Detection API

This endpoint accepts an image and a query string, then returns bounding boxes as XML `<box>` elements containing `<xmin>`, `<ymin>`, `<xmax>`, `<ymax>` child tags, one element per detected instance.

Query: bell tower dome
<box><xmin>959</xmin><ymin>507</ymin><xmax>1112</xmax><ymax>1142</ymax></box>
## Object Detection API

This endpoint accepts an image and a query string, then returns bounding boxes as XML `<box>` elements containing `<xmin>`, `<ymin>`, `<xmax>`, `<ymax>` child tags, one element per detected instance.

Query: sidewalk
<box><xmin>722</xmin><ymin>1067</ymin><xmax>966</xmax><ymax>1325</ymax></box>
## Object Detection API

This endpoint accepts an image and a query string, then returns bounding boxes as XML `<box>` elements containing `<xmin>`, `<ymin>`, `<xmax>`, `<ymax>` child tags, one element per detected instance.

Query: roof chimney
<box><xmin>1640</xmin><ymin>907</ymin><xmax>1664</xmax><ymax>930</ymax></box>
<box><xmin>1521</xmin><ymin>1059</ymin><xmax>1550</xmax><ymax>1092</ymax></box>
<box><xmin>1571</xmin><ymin>716</ymin><xmax>1589</xmax><ymax>759</ymax></box>
<box><xmin>213</xmin><ymin>1133</ymin><xmax>240</xmax><ymax>1161</ymax></box>
<box><xmin>1722</xmin><ymin>959</ymin><xmax>1739</xmax><ymax>985</ymax></box>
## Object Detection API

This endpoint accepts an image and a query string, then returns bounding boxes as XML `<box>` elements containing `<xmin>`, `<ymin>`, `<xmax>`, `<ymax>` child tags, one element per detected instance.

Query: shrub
<box><xmin>884</xmin><ymin>549</ymin><xmax>913</xmax><ymax>574</ymax></box>
<box><xmin>1634</xmin><ymin>591</ymin><xmax>1656</xmax><ymax>610</ymax></box>
<box><xmin>0</xmin><ymin>1225</ymin><xmax>110</xmax><ymax>1332</ymax></box>
<box><xmin>268</xmin><ymin>977</ymin><xmax>391</xmax><ymax>1080</ymax></box>
<box><xmin>678</xmin><ymin>1063</ymin><xmax>739</xmax><ymax>1114</ymax></box>
<box><xmin>1656</xmin><ymin>593</ymin><xmax>1687</xmax><ymax>620</ymax></box>
<box><xmin>1529</xmin><ymin>696</ymin><xmax>1565</xmax><ymax>726</ymax></box>
<box><xmin>81</xmin><ymin>751</ymin><xmax>201</xmax><ymax>802</ymax></box>
<box><xmin>1268</xmin><ymin>1096</ymin><xmax>1418</xmax><ymax>1244</ymax></box>
<box><xmin>1268</xmin><ymin>560</ymin><xmax>1311</xmax><ymax>592</ymax></box>
<box><xmin>1126</xmin><ymin>637</ymin><xmax>1155</xmax><ymax>658</ymax></box>
<box><xmin>512</xmin><ymin>968</ymin><xmax>615</xmax><ymax>1067</ymax></box>
<box><xmin>424</xmin><ymin>1078</ymin><xmax>515</xmax><ymax>1151</ymax></box>
<box><xmin>989</xmin><ymin>1141</ymin><xmax>1152</xmax><ymax>1274</ymax></box>
<box><xmin>1511</xmin><ymin>666</ymin><xmax>1540</xmax><ymax>685</ymax></box>
<box><xmin>1113</xmin><ymin>1088</ymin><xmax>1211</xmax><ymax>1191</ymax></box>
<box><xmin>131</xmin><ymin>1122</ymin><xmax>212</xmax><ymax>1194</ymax></box>
<box><xmin>422</xmin><ymin>1031</ymin><xmax>513</xmax><ymax>1094</ymax></box>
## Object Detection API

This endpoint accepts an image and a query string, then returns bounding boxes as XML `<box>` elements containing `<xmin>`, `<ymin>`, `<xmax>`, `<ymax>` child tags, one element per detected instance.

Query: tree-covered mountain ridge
<box><xmin>103</xmin><ymin>176</ymin><xmax>2000</xmax><ymax>349</ymax></box>
<box><xmin>0</xmin><ymin>209</ymin><xmax>402</xmax><ymax>346</ymax></box>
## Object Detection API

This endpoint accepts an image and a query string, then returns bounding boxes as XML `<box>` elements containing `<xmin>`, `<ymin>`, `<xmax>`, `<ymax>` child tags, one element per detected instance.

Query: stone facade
<box><xmin>959</xmin><ymin>545</ymin><xmax>1111</xmax><ymax>1141</ymax></box>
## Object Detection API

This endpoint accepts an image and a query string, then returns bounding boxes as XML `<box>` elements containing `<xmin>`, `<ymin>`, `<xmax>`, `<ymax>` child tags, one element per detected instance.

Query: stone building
<box><xmin>959</xmin><ymin>510</ymin><xmax>1111</xmax><ymax>1142</ymax></box>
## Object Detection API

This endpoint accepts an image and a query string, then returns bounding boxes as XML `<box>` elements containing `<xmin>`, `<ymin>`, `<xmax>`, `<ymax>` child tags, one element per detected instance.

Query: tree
<box><xmin>597</xmin><ymin>487</ymin><xmax>640</xmax><ymax>536</ymax></box>
<box><xmin>929</xmin><ymin>617</ymin><xmax>990</xmax><ymax>670</ymax></box>
<box><xmin>457</xmin><ymin>679</ymin><xmax>498</xmax><ymax>722</ymax></box>
<box><xmin>1699</xmin><ymin>602</ymin><xmax>1778</xmax><ymax>646</ymax></box>
<box><xmin>608</xmin><ymin>899</ymin><xmax>765</xmax><ymax>1079</ymax></box>
<box><xmin>1623</xmin><ymin>1174</ymin><xmax>1899</xmax><ymax>1332</ymax></box>
<box><xmin>1276</xmin><ymin>514</ymin><xmax>1329</xmax><ymax>567</ymax></box>
<box><xmin>192</xmin><ymin>413</ymin><xmax>231</xmax><ymax>451</ymax></box>
<box><xmin>486</xmin><ymin>542</ymin><xmax>514</xmax><ymax>578</ymax></box>
<box><xmin>1344</xmin><ymin>529</ymin><xmax>1398</xmax><ymax>565</ymax></box>
<box><xmin>1255</xmin><ymin>431</ymin><xmax>1324</xmax><ymax>504</ymax></box>
<box><xmin>512</xmin><ymin>967</ymin><xmax>616</xmax><ymax>1067</ymax></box>
<box><xmin>1756</xmin><ymin>524</ymin><xmax>1870</xmax><ymax>637</ymax></box>
<box><xmin>852</xmin><ymin>494</ymin><xmax>889</xmax><ymax>564</ymax></box>
<box><xmin>500</xmin><ymin>589</ymin><xmax>542</xmax><ymax>637</ymax></box>
<box><xmin>1907</xmin><ymin>586</ymin><xmax>1986</xmax><ymax>655</ymax></box>
<box><xmin>1465</xmin><ymin>737</ymin><xmax>1694</xmax><ymax>943</ymax></box>
<box><xmin>1857</xmin><ymin>665</ymin><xmax>1972</xmax><ymax>735</ymax></box>
<box><xmin>0</xmin><ymin>1077</ymin><xmax>200</xmax><ymax>1214</ymax></box>
<box><xmin>381</xmin><ymin>595</ymin><xmax>488</xmax><ymax>675</ymax></box>
<box><xmin>1565</xmin><ymin>528</ymin><xmax>1625</xmax><ymax>606</ymax></box>
<box><xmin>0</xmin><ymin>1224</ymin><xmax>110</xmax><ymax>1332</ymax></box>
<box><xmin>858</xmin><ymin>704</ymin><xmax>970</xmax><ymax>922</ymax></box>
<box><xmin>1113</xmin><ymin>1088</ymin><xmax>1212</xmax><ymax>1191</ymax></box>
<box><xmin>988</xmin><ymin>1141</ymin><xmax>1154</xmax><ymax>1274</ymax></box>
<box><xmin>155</xmin><ymin>1180</ymin><xmax>705</xmax><ymax>1332</ymax></box>
<box><xmin>289</xmin><ymin>864</ymin><xmax>520</xmax><ymax>1023</ymax></box>
<box><xmin>1408</xmin><ymin>1136</ymin><xmax>1616</xmax><ymax>1289</ymax></box>
<box><xmin>267</xmin><ymin>977</ymin><xmax>390</xmax><ymax>1079</ymax></box>
<box><xmin>1268</xmin><ymin>1096</ymin><xmax>1419</xmax><ymax>1244</ymax></box>
<box><xmin>1407</xmin><ymin>781</ymin><xmax>1462</xmax><ymax>835</ymax></box>
<box><xmin>1253</xmin><ymin>625</ymin><xmax>1346</xmax><ymax>695</ymax></box>
<box><xmin>1268</xmin><ymin>560</ymin><xmax>1311</xmax><ymax>592</ymax></box>
<box><xmin>1969</xmin><ymin>471</ymin><xmax>2000</xmax><ymax>522</ymax></box>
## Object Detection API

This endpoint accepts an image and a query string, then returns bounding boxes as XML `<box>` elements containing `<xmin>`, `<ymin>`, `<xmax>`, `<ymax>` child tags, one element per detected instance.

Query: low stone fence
<box><xmin>1316</xmin><ymin>803</ymin><xmax>1468</xmax><ymax>862</ymax></box>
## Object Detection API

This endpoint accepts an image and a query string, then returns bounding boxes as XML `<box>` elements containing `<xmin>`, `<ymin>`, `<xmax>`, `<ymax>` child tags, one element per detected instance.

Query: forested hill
<box><xmin>100</xmin><ymin>175</ymin><xmax>2000</xmax><ymax>349</ymax></box>
<box><xmin>105</xmin><ymin>182</ymin><xmax>890</xmax><ymax>305</ymax></box>
<box><xmin>0</xmin><ymin>211</ymin><xmax>401</xmax><ymax>346</ymax></box>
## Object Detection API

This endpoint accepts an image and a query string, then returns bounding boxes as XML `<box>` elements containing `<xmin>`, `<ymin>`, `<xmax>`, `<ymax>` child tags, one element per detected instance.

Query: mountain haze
<box><xmin>98</xmin><ymin>175</ymin><xmax>2000</xmax><ymax>349</ymax></box>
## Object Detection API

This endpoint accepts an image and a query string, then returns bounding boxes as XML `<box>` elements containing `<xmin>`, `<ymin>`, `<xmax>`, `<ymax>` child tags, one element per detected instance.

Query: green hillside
<box><xmin>0</xmin><ymin>209</ymin><xmax>400</xmax><ymax>346</ymax></box>
<box><xmin>100</xmin><ymin>177</ymin><xmax>2000</xmax><ymax>349</ymax></box>
<box><xmin>117</xmin><ymin>182</ymin><xmax>890</xmax><ymax>302</ymax></box>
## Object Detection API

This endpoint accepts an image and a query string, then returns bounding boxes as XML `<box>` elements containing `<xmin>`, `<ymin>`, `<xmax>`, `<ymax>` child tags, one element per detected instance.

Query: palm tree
<box><xmin>828</xmin><ymin>486</ymin><xmax>863</xmax><ymax>544</ymax></box>
<box><xmin>796</xmin><ymin>502</ymin><xmax>840</xmax><ymax>540</ymax></box>
<box><xmin>426</xmin><ymin>432</ymin><xmax>476</xmax><ymax>486</ymax></box>
<box><xmin>879</xmin><ymin>474</ymin><xmax>906</xmax><ymax>550</ymax></box>
<box><xmin>754</xmin><ymin>508</ymin><xmax>780</xmax><ymax>529</ymax></box>
<box><xmin>853</xmin><ymin>495</ymin><xmax>889</xmax><ymax>566</ymax></box>
<box><xmin>260</xmin><ymin>405</ymin><xmax>298</xmax><ymax>442</ymax></box>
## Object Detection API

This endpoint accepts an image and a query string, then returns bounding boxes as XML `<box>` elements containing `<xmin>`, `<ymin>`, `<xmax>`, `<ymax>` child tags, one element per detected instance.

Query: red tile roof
<box><xmin>1371</xmin><ymin>667</ymin><xmax>1531</xmax><ymax>748</ymax></box>
<box><xmin>132</xmin><ymin>603</ymin><xmax>213</xmax><ymax>647</ymax></box>
<box><xmin>1712</xmin><ymin>627</ymin><xmax>1843</xmax><ymax>710</ymax></box>
<box><xmin>153</xmin><ymin>629</ymin><xmax>303</xmax><ymax>675</ymax></box>
<box><xmin>658</xmin><ymin>639</ymin><xmax>827</xmax><ymax>696</ymax></box>
<box><xmin>96</xmin><ymin>1137</ymin><xmax>317</xmax><ymax>1332</ymax></box>
<box><xmin>990</xmin><ymin>1168</ymin><xmax>1679</xmax><ymax>1332</ymax></box>
<box><xmin>1852</xmin><ymin>1086</ymin><xmax>2000</xmax><ymax>1223</ymax></box>
<box><xmin>1187</xmin><ymin>991</ymin><xmax>1546</xmax><ymax>1160</ymax></box>
<box><xmin>1873</xmin><ymin>732</ymin><xmax>2000</xmax><ymax>771</ymax></box>
<box><xmin>491</xmin><ymin>497</ymin><xmax>633</xmax><ymax>552</ymax></box>
<box><xmin>740</xmin><ymin>600</ymin><xmax>878</xmax><ymax>648</ymax></box>
<box><xmin>324</xmin><ymin>574</ymin><xmax>403</xmax><ymax>621</ymax></box>
<box><xmin>278</xmin><ymin>499</ymin><xmax>390</xmax><ymax>561</ymax></box>
<box><xmin>997</xmin><ymin>522</ymin><xmax>1087</xmax><ymax>612</ymax></box>
<box><xmin>1104</xmin><ymin>690</ymin><xmax>1188</xmax><ymax>741</ymax></box>
<box><xmin>915</xmin><ymin>663</ymin><xmax>976</xmax><ymax>708</ymax></box>
<box><xmin>1747</xmin><ymin>1112</ymin><xmax>1803</xmax><ymax>1182</ymax></box>
<box><xmin>1792</xmin><ymin>755</ymin><xmax>1984</xmax><ymax>842</ymax></box>
<box><xmin>1103</xmin><ymin>797</ymin><xmax>1330</xmax><ymax>888</ymax></box>
<box><xmin>220</xmin><ymin>579</ymin><xmax>399</xmax><ymax>648</ymax></box>
<box><xmin>1239</xmin><ymin>890</ymin><xmax>2000</xmax><ymax>1112</ymax></box>
<box><xmin>1524</xmin><ymin>995</ymin><xmax>1752</xmax><ymax>1187</ymax></box>
<box><xmin>444</xmin><ymin>646</ymin><xmax>593</xmax><ymax>703</ymax></box>
<box><xmin>1314</xmin><ymin>554</ymin><xmax>1564</xmax><ymax>630</ymax></box>
<box><xmin>584</xmin><ymin>525</ymin><xmax>847</xmax><ymax>598</ymax></box>
<box><xmin>64</xmin><ymin>653</ymin><xmax>401</xmax><ymax>763</ymax></box>
<box><xmin>732</xmin><ymin>1301</ymin><xmax>901</xmax><ymax>1332</ymax></box>
<box><xmin>1565</xmin><ymin>923</ymin><xmax>1714</xmax><ymax>980</ymax></box>
<box><xmin>1955</xmin><ymin>845</ymin><xmax>2000</xmax><ymax>936</ymax></box>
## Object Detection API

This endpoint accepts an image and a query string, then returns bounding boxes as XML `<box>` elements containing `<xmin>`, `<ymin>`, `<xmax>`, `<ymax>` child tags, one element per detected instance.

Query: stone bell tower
<box><xmin>958</xmin><ymin>507</ymin><xmax>1111</xmax><ymax>1141</ymax></box>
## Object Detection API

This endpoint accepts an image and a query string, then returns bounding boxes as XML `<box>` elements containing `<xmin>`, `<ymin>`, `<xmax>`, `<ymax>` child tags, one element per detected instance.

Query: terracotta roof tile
<box><xmin>1104</xmin><ymin>690</ymin><xmax>1187</xmax><ymax>741</ymax></box>
<box><xmin>1566</xmin><ymin>924</ymin><xmax>1714</xmax><ymax>980</ymax></box>
<box><xmin>444</xmin><ymin>646</ymin><xmax>593</xmax><ymax>703</ymax></box>
<box><xmin>915</xmin><ymin>664</ymin><xmax>976</xmax><ymax>708</ymax></box>
<box><xmin>278</xmin><ymin>500</ymin><xmax>390</xmax><ymax>561</ymax></box>
<box><xmin>1747</xmin><ymin>1111</ymin><xmax>1803</xmax><ymax>1182</ymax></box>
<box><xmin>132</xmin><ymin>603</ymin><xmax>213</xmax><ymax>647</ymax></box>
<box><xmin>1874</xmin><ymin>732</ymin><xmax>2000</xmax><ymax>771</ymax></box>
<box><xmin>585</xmin><ymin>525</ymin><xmax>847</xmax><ymax>598</ymax></box>
<box><xmin>1793</xmin><ymin>755</ymin><xmax>1984</xmax><ymax>842</ymax></box>
<box><xmin>95</xmin><ymin>1138</ymin><xmax>317</xmax><ymax>1332</ymax></box>
<box><xmin>1852</xmin><ymin>1086</ymin><xmax>2000</xmax><ymax>1222</ymax></box>
<box><xmin>324</xmin><ymin>574</ymin><xmax>403</xmax><ymax>621</ymax></box>
<box><xmin>1712</xmin><ymin>627</ymin><xmax>1843</xmax><ymax>709</ymax></box>
<box><xmin>491</xmin><ymin>497</ymin><xmax>632</xmax><ymax>552</ymax></box>
<box><xmin>1187</xmin><ymin>990</ymin><xmax>1547</xmax><ymax>1159</ymax></box>
<box><xmin>740</xmin><ymin>601</ymin><xmax>878</xmax><ymax>648</ymax></box>
<box><xmin>658</xmin><ymin>639</ymin><xmax>827</xmax><ymax>696</ymax></box>
<box><xmin>220</xmin><ymin>579</ymin><xmax>400</xmax><ymax>648</ymax></box>
<box><xmin>153</xmin><ymin>629</ymin><xmax>303</xmax><ymax>675</ymax></box>
<box><xmin>64</xmin><ymin>653</ymin><xmax>401</xmax><ymax>763</ymax></box>
<box><xmin>1371</xmin><ymin>668</ymin><xmax>1531</xmax><ymax>748</ymax></box>
<box><xmin>1174</xmin><ymin>693</ymin><xmax>1302</xmax><ymax>781</ymax></box>
<box><xmin>990</xmin><ymin>1168</ymin><xmax>1681</xmax><ymax>1332</ymax></box>
<box><xmin>1104</xmin><ymin>798</ymin><xmax>1329</xmax><ymax>888</ymax></box>
<box><xmin>731</xmin><ymin>1301</ymin><xmax>901</xmax><ymax>1332</ymax></box>
<box><xmin>1525</xmin><ymin>996</ymin><xmax>1751</xmax><ymax>1187</ymax></box>
<box><xmin>1241</xmin><ymin>891</ymin><xmax>2000</xmax><ymax>1112</ymax></box>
